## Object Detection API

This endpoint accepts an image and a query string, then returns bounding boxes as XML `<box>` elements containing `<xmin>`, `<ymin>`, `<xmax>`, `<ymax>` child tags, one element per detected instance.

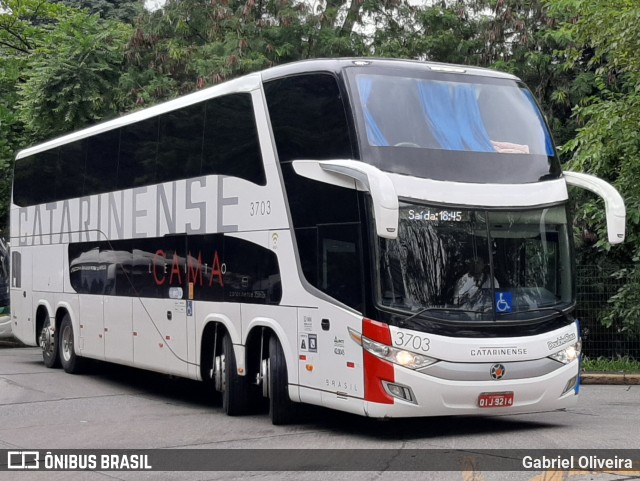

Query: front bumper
<box><xmin>364</xmin><ymin>360</ymin><xmax>579</xmax><ymax>418</ymax></box>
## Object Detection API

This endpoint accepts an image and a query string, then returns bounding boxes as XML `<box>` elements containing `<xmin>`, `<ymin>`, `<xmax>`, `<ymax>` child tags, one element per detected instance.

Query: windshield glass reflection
<box><xmin>355</xmin><ymin>73</ymin><xmax>553</xmax><ymax>156</ymax></box>
<box><xmin>375</xmin><ymin>203</ymin><xmax>573</xmax><ymax>322</ymax></box>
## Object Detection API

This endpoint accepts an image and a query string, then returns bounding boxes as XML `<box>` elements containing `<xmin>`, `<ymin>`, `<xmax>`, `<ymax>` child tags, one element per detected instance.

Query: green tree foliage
<box><xmin>50</xmin><ymin>0</ymin><xmax>141</xmax><ymax>24</ymax></box>
<box><xmin>366</xmin><ymin>2</ymin><xmax>483</xmax><ymax>64</ymax></box>
<box><xmin>548</xmin><ymin>0</ymin><xmax>640</xmax><ymax>335</ymax></box>
<box><xmin>0</xmin><ymin>0</ymin><xmax>69</xmax><ymax>234</ymax></box>
<box><xmin>464</xmin><ymin>0</ymin><xmax>590</xmax><ymax>150</ymax></box>
<box><xmin>18</xmin><ymin>13</ymin><xmax>131</xmax><ymax>138</ymax></box>
<box><xmin>0</xmin><ymin>0</ymin><xmax>131</xmax><ymax>233</ymax></box>
<box><xmin>121</xmin><ymin>0</ymin><xmax>369</xmax><ymax>105</ymax></box>
<box><xmin>120</xmin><ymin>0</ymin><xmax>490</xmax><ymax>106</ymax></box>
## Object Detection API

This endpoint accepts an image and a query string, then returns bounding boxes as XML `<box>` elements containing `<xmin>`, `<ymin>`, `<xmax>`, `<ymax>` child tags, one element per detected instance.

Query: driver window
<box><xmin>318</xmin><ymin>224</ymin><xmax>363</xmax><ymax>311</ymax></box>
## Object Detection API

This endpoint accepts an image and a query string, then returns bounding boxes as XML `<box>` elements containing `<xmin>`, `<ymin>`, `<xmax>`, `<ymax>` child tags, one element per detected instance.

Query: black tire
<box><xmin>41</xmin><ymin>317</ymin><xmax>60</xmax><ymax>368</ymax></box>
<box><xmin>59</xmin><ymin>314</ymin><xmax>84</xmax><ymax>374</ymax></box>
<box><xmin>203</xmin><ymin>342</ymin><xmax>222</xmax><ymax>406</ymax></box>
<box><xmin>221</xmin><ymin>334</ymin><xmax>250</xmax><ymax>416</ymax></box>
<box><xmin>268</xmin><ymin>336</ymin><xmax>297</xmax><ymax>425</ymax></box>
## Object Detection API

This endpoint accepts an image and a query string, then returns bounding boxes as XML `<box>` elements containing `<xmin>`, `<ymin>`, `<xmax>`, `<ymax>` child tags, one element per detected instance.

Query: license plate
<box><xmin>478</xmin><ymin>392</ymin><xmax>514</xmax><ymax>408</ymax></box>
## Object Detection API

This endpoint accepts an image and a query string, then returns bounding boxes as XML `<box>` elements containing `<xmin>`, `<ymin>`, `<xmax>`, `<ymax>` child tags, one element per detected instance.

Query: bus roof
<box><xmin>16</xmin><ymin>58</ymin><xmax>519</xmax><ymax>160</ymax></box>
<box><xmin>260</xmin><ymin>57</ymin><xmax>518</xmax><ymax>82</ymax></box>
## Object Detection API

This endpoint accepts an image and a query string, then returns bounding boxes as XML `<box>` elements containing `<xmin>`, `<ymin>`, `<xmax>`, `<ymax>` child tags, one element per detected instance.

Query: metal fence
<box><xmin>576</xmin><ymin>265</ymin><xmax>640</xmax><ymax>360</ymax></box>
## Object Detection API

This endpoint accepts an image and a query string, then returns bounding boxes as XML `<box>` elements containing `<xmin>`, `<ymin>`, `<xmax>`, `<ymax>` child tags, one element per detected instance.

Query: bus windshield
<box><xmin>347</xmin><ymin>68</ymin><xmax>560</xmax><ymax>184</ymax></box>
<box><xmin>374</xmin><ymin>203</ymin><xmax>573</xmax><ymax>322</ymax></box>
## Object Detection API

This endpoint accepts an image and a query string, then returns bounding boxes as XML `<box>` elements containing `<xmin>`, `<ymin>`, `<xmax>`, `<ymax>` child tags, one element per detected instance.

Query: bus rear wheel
<box><xmin>267</xmin><ymin>336</ymin><xmax>296</xmax><ymax>425</ymax></box>
<box><xmin>219</xmin><ymin>334</ymin><xmax>250</xmax><ymax>416</ymax></box>
<box><xmin>40</xmin><ymin>317</ymin><xmax>59</xmax><ymax>368</ymax></box>
<box><xmin>59</xmin><ymin>314</ymin><xmax>84</xmax><ymax>374</ymax></box>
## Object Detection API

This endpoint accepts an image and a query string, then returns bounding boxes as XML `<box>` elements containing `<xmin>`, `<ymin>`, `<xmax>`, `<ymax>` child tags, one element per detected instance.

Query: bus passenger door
<box><xmin>10</xmin><ymin>248</ymin><xmax>34</xmax><ymax>345</ymax></box>
<box><xmin>316</xmin><ymin>225</ymin><xmax>365</xmax><ymax>404</ymax></box>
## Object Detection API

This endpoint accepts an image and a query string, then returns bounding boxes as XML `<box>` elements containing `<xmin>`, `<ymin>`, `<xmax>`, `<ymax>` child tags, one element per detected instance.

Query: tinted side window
<box><xmin>223</xmin><ymin>236</ymin><xmax>281</xmax><ymax>305</ymax></box>
<box><xmin>280</xmin><ymin>162</ymin><xmax>362</xmax><ymax>310</ymax></box>
<box><xmin>31</xmin><ymin>150</ymin><xmax>59</xmax><ymax>205</ymax></box>
<box><xmin>264</xmin><ymin>74</ymin><xmax>353</xmax><ymax>163</ymax></box>
<box><xmin>157</xmin><ymin>103</ymin><xmax>204</xmax><ymax>184</ymax></box>
<box><xmin>131</xmin><ymin>236</ymin><xmax>186</xmax><ymax>299</ymax></box>
<box><xmin>281</xmin><ymin>163</ymin><xmax>360</xmax><ymax>227</ymax></box>
<box><xmin>101</xmin><ymin>241</ymin><xmax>133</xmax><ymax>296</ymax></box>
<box><xmin>57</xmin><ymin>140</ymin><xmax>87</xmax><ymax>200</ymax></box>
<box><xmin>13</xmin><ymin>155</ymin><xmax>38</xmax><ymax>206</ymax></box>
<box><xmin>318</xmin><ymin>224</ymin><xmax>363</xmax><ymax>311</ymax></box>
<box><xmin>202</xmin><ymin>94</ymin><xmax>266</xmax><ymax>185</ymax></box>
<box><xmin>69</xmin><ymin>234</ymin><xmax>280</xmax><ymax>305</ymax></box>
<box><xmin>118</xmin><ymin>118</ymin><xmax>159</xmax><ymax>190</ymax></box>
<box><xmin>265</xmin><ymin>74</ymin><xmax>361</xmax><ymax>310</ymax></box>
<box><xmin>69</xmin><ymin>244</ymin><xmax>104</xmax><ymax>295</ymax></box>
<box><xmin>85</xmin><ymin>129</ymin><xmax>119</xmax><ymax>196</ymax></box>
<box><xmin>131</xmin><ymin>239</ymin><xmax>165</xmax><ymax>299</ymax></box>
<box><xmin>185</xmin><ymin>234</ymin><xmax>225</xmax><ymax>302</ymax></box>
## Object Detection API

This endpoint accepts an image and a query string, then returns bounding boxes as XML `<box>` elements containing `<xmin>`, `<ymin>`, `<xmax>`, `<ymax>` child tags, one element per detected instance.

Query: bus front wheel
<box><xmin>59</xmin><ymin>314</ymin><xmax>84</xmax><ymax>374</ymax></box>
<box><xmin>220</xmin><ymin>334</ymin><xmax>250</xmax><ymax>416</ymax></box>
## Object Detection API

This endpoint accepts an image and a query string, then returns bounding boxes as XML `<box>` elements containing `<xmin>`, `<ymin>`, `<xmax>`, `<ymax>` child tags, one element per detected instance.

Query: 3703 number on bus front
<box><xmin>392</xmin><ymin>330</ymin><xmax>431</xmax><ymax>353</ymax></box>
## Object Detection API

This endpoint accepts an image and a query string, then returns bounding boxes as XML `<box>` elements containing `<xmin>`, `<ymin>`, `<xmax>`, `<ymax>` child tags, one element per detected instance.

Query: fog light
<box><xmin>381</xmin><ymin>381</ymin><xmax>417</xmax><ymax>404</ymax></box>
<box><xmin>562</xmin><ymin>375</ymin><xmax>578</xmax><ymax>395</ymax></box>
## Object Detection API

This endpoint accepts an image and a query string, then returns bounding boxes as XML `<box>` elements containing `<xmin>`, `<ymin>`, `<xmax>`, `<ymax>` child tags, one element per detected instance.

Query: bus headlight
<box><xmin>361</xmin><ymin>336</ymin><xmax>437</xmax><ymax>369</ymax></box>
<box><xmin>549</xmin><ymin>340</ymin><xmax>581</xmax><ymax>364</ymax></box>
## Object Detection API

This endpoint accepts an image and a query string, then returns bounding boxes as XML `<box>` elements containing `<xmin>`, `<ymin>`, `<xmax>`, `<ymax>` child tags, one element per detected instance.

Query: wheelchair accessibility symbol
<box><xmin>495</xmin><ymin>292</ymin><xmax>513</xmax><ymax>313</ymax></box>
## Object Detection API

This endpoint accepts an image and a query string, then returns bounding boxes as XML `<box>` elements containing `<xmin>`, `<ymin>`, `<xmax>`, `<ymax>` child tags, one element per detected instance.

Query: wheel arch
<box><xmin>35</xmin><ymin>302</ymin><xmax>51</xmax><ymax>346</ymax></box>
<box><xmin>199</xmin><ymin>313</ymin><xmax>239</xmax><ymax>383</ymax></box>
<box><xmin>244</xmin><ymin>318</ymin><xmax>299</xmax><ymax>400</ymax></box>
<box><xmin>55</xmin><ymin>302</ymin><xmax>76</xmax><ymax>352</ymax></box>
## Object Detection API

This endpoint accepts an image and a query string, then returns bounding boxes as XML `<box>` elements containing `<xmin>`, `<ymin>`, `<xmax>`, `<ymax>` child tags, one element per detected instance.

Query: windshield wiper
<box><xmin>401</xmin><ymin>304</ymin><xmax>571</xmax><ymax>324</ymax></box>
<box><xmin>496</xmin><ymin>305</ymin><xmax>570</xmax><ymax>318</ymax></box>
<box><xmin>402</xmin><ymin>306</ymin><xmax>482</xmax><ymax>323</ymax></box>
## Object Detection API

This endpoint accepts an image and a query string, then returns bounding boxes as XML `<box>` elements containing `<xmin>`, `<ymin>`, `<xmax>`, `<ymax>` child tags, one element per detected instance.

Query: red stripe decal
<box><xmin>362</xmin><ymin>318</ymin><xmax>394</xmax><ymax>404</ymax></box>
<box><xmin>363</xmin><ymin>318</ymin><xmax>392</xmax><ymax>344</ymax></box>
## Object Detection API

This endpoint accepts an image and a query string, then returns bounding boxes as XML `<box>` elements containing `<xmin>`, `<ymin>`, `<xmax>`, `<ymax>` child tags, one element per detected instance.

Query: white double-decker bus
<box><xmin>10</xmin><ymin>59</ymin><xmax>625</xmax><ymax>424</ymax></box>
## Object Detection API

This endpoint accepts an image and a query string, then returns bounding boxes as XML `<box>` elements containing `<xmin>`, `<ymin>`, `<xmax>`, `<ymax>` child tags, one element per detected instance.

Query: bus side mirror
<box><xmin>564</xmin><ymin>171</ymin><xmax>626</xmax><ymax>244</ymax></box>
<box><xmin>292</xmin><ymin>159</ymin><xmax>399</xmax><ymax>239</ymax></box>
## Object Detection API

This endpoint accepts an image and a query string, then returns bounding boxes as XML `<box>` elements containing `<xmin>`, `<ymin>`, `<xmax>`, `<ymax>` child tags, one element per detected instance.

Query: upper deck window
<box><xmin>356</xmin><ymin>73</ymin><xmax>553</xmax><ymax>156</ymax></box>
<box><xmin>13</xmin><ymin>93</ymin><xmax>265</xmax><ymax>207</ymax></box>
<box><xmin>264</xmin><ymin>73</ymin><xmax>353</xmax><ymax>163</ymax></box>
<box><xmin>347</xmin><ymin>68</ymin><xmax>560</xmax><ymax>184</ymax></box>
